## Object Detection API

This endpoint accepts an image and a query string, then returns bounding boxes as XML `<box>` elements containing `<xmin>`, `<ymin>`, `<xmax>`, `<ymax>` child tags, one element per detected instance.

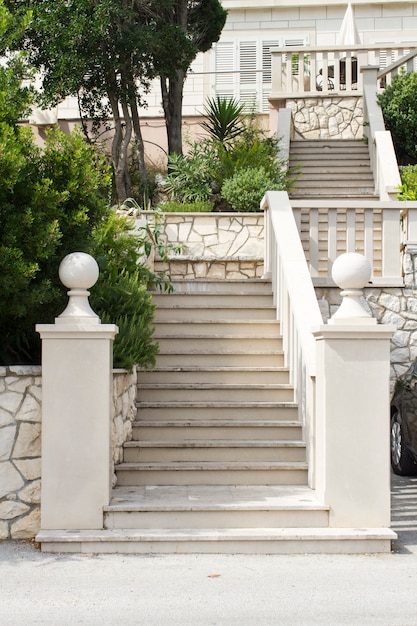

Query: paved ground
<box><xmin>1</xmin><ymin>474</ymin><xmax>417</xmax><ymax>626</ymax></box>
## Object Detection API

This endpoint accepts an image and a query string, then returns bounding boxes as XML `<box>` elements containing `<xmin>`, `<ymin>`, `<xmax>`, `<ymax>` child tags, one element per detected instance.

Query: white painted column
<box><xmin>37</xmin><ymin>253</ymin><xmax>118</xmax><ymax>530</ymax></box>
<box><xmin>313</xmin><ymin>253</ymin><xmax>395</xmax><ymax>528</ymax></box>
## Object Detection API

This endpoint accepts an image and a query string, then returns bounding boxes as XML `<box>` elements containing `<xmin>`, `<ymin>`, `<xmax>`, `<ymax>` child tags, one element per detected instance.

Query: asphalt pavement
<box><xmin>1</xmin><ymin>474</ymin><xmax>417</xmax><ymax>626</ymax></box>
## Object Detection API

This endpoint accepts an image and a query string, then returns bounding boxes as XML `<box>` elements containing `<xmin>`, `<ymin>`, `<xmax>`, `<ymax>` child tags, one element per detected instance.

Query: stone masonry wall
<box><xmin>0</xmin><ymin>367</ymin><xmax>137</xmax><ymax>540</ymax></box>
<box><xmin>0</xmin><ymin>366</ymin><xmax>42</xmax><ymax>541</ymax></box>
<box><xmin>151</xmin><ymin>212</ymin><xmax>265</xmax><ymax>280</ymax></box>
<box><xmin>112</xmin><ymin>367</ymin><xmax>137</xmax><ymax>486</ymax></box>
<box><xmin>287</xmin><ymin>97</ymin><xmax>363</xmax><ymax>139</ymax></box>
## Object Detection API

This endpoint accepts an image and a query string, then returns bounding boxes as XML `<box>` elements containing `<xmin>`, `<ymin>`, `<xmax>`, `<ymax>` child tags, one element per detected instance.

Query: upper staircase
<box><xmin>289</xmin><ymin>139</ymin><xmax>376</xmax><ymax>199</ymax></box>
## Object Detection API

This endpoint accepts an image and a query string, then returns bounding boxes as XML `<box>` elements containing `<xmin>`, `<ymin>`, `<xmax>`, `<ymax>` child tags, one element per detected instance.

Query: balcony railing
<box><xmin>270</xmin><ymin>45</ymin><xmax>416</xmax><ymax>98</ymax></box>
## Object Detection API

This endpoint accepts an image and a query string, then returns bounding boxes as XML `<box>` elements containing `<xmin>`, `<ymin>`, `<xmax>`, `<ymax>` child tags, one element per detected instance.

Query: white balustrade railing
<box><xmin>262</xmin><ymin>191</ymin><xmax>322</xmax><ymax>486</ymax></box>
<box><xmin>290</xmin><ymin>200</ymin><xmax>408</xmax><ymax>286</ymax></box>
<box><xmin>271</xmin><ymin>44</ymin><xmax>415</xmax><ymax>98</ymax></box>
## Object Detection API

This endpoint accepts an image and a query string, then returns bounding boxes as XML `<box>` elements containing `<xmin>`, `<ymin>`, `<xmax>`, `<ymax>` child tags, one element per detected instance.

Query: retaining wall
<box><xmin>0</xmin><ymin>366</ymin><xmax>137</xmax><ymax>540</ymax></box>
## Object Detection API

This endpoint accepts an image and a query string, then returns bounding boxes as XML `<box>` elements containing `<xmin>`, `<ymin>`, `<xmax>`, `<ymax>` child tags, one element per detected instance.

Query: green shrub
<box><xmin>222</xmin><ymin>166</ymin><xmax>285</xmax><ymax>212</ymax></box>
<box><xmin>158</xmin><ymin>200</ymin><xmax>212</xmax><ymax>212</ymax></box>
<box><xmin>165</xmin><ymin>144</ymin><xmax>217</xmax><ymax>202</ymax></box>
<box><xmin>377</xmin><ymin>72</ymin><xmax>417</xmax><ymax>164</ymax></box>
<box><xmin>397</xmin><ymin>164</ymin><xmax>417</xmax><ymax>200</ymax></box>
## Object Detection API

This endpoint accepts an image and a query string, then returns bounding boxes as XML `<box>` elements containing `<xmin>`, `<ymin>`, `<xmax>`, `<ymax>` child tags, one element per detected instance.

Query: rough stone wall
<box><xmin>112</xmin><ymin>368</ymin><xmax>137</xmax><ymax>486</ymax></box>
<box><xmin>0</xmin><ymin>366</ymin><xmax>42</xmax><ymax>540</ymax></box>
<box><xmin>0</xmin><ymin>367</ymin><xmax>137</xmax><ymax>539</ymax></box>
<box><xmin>316</xmin><ymin>285</ymin><xmax>417</xmax><ymax>391</ymax></box>
<box><xmin>287</xmin><ymin>97</ymin><xmax>363</xmax><ymax>139</ymax></box>
<box><xmin>152</xmin><ymin>213</ymin><xmax>264</xmax><ymax>279</ymax></box>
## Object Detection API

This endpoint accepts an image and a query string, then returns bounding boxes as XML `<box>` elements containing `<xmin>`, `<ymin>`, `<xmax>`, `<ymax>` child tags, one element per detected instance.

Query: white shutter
<box><xmin>215</xmin><ymin>42</ymin><xmax>235</xmax><ymax>100</ymax></box>
<box><xmin>239</xmin><ymin>41</ymin><xmax>258</xmax><ymax>109</ymax></box>
<box><xmin>262</xmin><ymin>41</ymin><xmax>280</xmax><ymax>112</ymax></box>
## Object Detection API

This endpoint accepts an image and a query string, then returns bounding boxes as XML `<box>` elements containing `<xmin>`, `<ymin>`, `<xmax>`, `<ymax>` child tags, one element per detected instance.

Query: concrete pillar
<box><xmin>313</xmin><ymin>253</ymin><xmax>395</xmax><ymax>527</ymax></box>
<box><xmin>37</xmin><ymin>253</ymin><xmax>118</xmax><ymax>530</ymax></box>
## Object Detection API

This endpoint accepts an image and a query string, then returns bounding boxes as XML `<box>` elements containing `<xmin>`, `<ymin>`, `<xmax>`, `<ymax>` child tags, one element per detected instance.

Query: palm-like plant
<box><xmin>200</xmin><ymin>96</ymin><xmax>245</xmax><ymax>145</ymax></box>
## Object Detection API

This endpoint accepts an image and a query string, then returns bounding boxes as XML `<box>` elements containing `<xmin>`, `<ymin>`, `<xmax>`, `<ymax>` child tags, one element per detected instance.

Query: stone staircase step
<box><xmin>103</xmin><ymin>485</ymin><xmax>327</xmax><ymax>529</ymax></box>
<box><xmin>163</xmin><ymin>278</ymin><xmax>272</xmax><ymax>294</ymax></box>
<box><xmin>155</xmin><ymin>336</ymin><xmax>283</xmax><ymax>351</ymax></box>
<box><xmin>154</xmin><ymin>305</ymin><xmax>276</xmax><ymax>321</ymax></box>
<box><xmin>152</xmin><ymin>293</ymin><xmax>275</xmax><ymax>307</ymax></box>
<box><xmin>115</xmin><ymin>461</ymin><xmax>308</xmax><ymax>486</ymax></box>
<box><xmin>289</xmin><ymin>139</ymin><xmax>375</xmax><ymax>200</ymax></box>
<box><xmin>296</xmin><ymin>172</ymin><xmax>374</xmax><ymax>182</ymax></box>
<box><xmin>37</xmin><ymin>527</ymin><xmax>396</xmax><ymax>554</ymax></box>
<box><xmin>138</xmin><ymin>366</ymin><xmax>290</xmax><ymax>385</ymax></box>
<box><xmin>154</xmin><ymin>320</ymin><xmax>281</xmax><ymax>337</ymax></box>
<box><xmin>134</xmin><ymin>419</ymin><xmax>302</xmax><ymax>440</ymax></box>
<box><xmin>153</xmin><ymin>351</ymin><xmax>285</xmax><ymax>367</ymax></box>
<box><xmin>136</xmin><ymin>383</ymin><xmax>294</xmax><ymax>402</ymax></box>
<box><xmin>123</xmin><ymin>440</ymin><xmax>306</xmax><ymax>463</ymax></box>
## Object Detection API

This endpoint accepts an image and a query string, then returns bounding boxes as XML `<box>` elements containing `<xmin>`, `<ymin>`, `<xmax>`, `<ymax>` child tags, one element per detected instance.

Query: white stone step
<box><xmin>123</xmin><ymin>440</ymin><xmax>306</xmax><ymax>463</ymax></box>
<box><xmin>136</xmin><ymin>383</ymin><xmax>294</xmax><ymax>403</ymax></box>
<box><xmin>134</xmin><ymin>419</ymin><xmax>302</xmax><ymax>440</ymax></box>
<box><xmin>36</xmin><ymin>527</ymin><xmax>395</xmax><ymax>554</ymax></box>
<box><xmin>153</xmin><ymin>351</ymin><xmax>285</xmax><ymax>367</ymax></box>
<box><xmin>136</xmin><ymin>402</ymin><xmax>298</xmax><ymax>421</ymax></box>
<box><xmin>155</xmin><ymin>336</ymin><xmax>283</xmax><ymax>352</ymax></box>
<box><xmin>115</xmin><ymin>461</ymin><xmax>308</xmax><ymax>486</ymax></box>
<box><xmin>154</xmin><ymin>305</ymin><xmax>276</xmax><ymax>321</ymax></box>
<box><xmin>138</xmin><ymin>366</ymin><xmax>290</xmax><ymax>385</ymax></box>
<box><xmin>152</xmin><ymin>293</ymin><xmax>275</xmax><ymax>307</ymax></box>
<box><xmin>103</xmin><ymin>485</ymin><xmax>326</xmax><ymax>529</ymax></box>
<box><xmin>154</xmin><ymin>320</ymin><xmax>281</xmax><ymax>337</ymax></box>
<box><xmin>162</xmin><ymin>279</ymin><xmax>272</xmax><ymax>295</ymax></box>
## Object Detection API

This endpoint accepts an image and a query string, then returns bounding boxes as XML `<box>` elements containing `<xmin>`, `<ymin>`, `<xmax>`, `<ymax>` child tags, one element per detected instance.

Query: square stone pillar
<box><xmin>36</xmin><ymin>252</ymin><xmax>118</xmax><ymax>530</ymax></box>
<box><xmin>312</xmin><ymin>324</ymin><xmax>394</xmax><ymax>528</ymax></box>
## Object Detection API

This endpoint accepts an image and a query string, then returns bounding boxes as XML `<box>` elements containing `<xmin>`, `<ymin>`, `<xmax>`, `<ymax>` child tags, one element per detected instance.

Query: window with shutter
<box><xmin>214</xmin><ymin>37</ymin><xmax>307</xmax><ymax>113</ymax></box>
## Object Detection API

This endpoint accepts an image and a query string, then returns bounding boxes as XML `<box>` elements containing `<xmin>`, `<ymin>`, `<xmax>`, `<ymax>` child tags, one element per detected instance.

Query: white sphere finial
<box><xmin>56</xmin><ymin>252</ymin><xmax>100</xmax><ymax>325</ymax></box>
<box><xmin>59</xmin><ymin>252</ymin><xmax>99</xmax><ymax>290</ymax></box>
<box><xmin>329</xmin><ymin>253</ymin><xmax>375</xmax><ymax>325</ymax></box>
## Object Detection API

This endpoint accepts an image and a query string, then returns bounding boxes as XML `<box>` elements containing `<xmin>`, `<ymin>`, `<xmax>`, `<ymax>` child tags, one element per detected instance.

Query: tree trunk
<box><xmin>130</xmin><ymin>95</ymin><xmax>148</xmax><ymax>187</ymax></box>
<box><xmin>108</xmin><ymin>92</ymin><xmax>132</xmax><ymax>203</ymax></box>
<box><xmin>160</xmin><ymin>68</ymin><xmax>185</xmax><ymax>156</ymax></box>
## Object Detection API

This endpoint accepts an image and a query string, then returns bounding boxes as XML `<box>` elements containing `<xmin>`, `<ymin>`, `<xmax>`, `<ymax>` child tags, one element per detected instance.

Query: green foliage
<box><xmin>397</xmin><ymin>165</ymin><xmax>417</xmax><ymax>200</ymax></box>
<box><xmin>159</xmin><ymin>200</ymin><xmax>212</xmax><ymax>212</ymax></box>
<box><xmin>164</xmin><ymin>99</ymin><xmax>290</xmax><ymax>210</ymax></box>
<box><xmin>165</xmin><ymin>145</ymin><xmax>217</xmax><ymax>202</ymax></box>
<box><xmin>221</xmin><ymin>166</ymin><xmax>286</xmax><ymax>212</ymax></box>
<box><xmin>200</xmin><ymin>97</ymin><xmax>245</xmax><ymax>145</ymax></box>
<box><xmin>377</xmin><ymin>72</ymin><xmax>417</xmax><ymax>164</ymax></box>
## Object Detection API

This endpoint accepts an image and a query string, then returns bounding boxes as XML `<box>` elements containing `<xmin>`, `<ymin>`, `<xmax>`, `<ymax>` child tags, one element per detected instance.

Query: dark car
<box><xmin>391</xmin><ymin>359</ymin><xmax>417</xmax><ymax>475</ymax></box>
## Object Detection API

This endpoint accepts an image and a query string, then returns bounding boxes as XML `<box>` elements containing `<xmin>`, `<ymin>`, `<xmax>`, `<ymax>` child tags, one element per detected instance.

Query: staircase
<box><xmin>39</xmin><ymin>276</ymin><xmax>394</xmax><ymax>553</ymax></box>
<box><xmin>289</xmin><ymin>139</ymin><xmax>376</xmax><ymax>199</ymax></box>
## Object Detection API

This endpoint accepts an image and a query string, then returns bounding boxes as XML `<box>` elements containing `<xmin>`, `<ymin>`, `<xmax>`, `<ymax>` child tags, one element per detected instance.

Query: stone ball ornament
<box><xmin>331</xmin><ymin>252</ymin><xmax>372</xmax><ymax>290</ymax></box>
<box><xmin>329</xmin><ymin>252</ymin><xmax>375</xmax><ymax>324</ymax></box>
<box><xmin>59</xmin><ymin>252</ymin><xmax>99</xmax><ymax>290</ymax></box>
<box><xmin>56</xmin><ymin>252</ymin><xmax>100</xmax><ymax>323</ymax></box>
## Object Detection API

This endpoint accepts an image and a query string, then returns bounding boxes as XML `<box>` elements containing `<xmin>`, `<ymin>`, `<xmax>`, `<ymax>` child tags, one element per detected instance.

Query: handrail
<box><xmin>378</xmin><ymin>48</ymin><xmax>417</xmax><ymax>82</ymax></box>
<box><xmin>262</xmin><ymin>192</ymin><xmax>322</xmax><ymax>379</ymax></box>
<box><xmin>362</xmin><ymin>66</ymin><xmax>402</xmax><ymax>200</ymax></box>
<box><xmin>262</xmin><ymin>191</ymin><xmax>322</xmax><ymax>487</ymax></box>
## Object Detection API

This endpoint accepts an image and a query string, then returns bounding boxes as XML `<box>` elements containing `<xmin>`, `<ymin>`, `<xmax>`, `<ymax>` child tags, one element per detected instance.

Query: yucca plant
<box><xmin>200</xmin><ymin>96</ymin><xmax>245</xmax><ymax>146</ymax></box>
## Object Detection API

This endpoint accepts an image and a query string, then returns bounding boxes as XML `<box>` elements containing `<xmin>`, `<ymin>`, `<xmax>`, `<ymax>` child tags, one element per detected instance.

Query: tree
<box><xmin>158</xmin><ymin>0</ymin><xmax>227</xmax><ymax>156</ymax></box>
<box><xmin>7</xmin><ymin>0</ymin><xmax>227</xmax><ymax>199</ymax></box>
<box><xmin>9</xmin><ymin>0</ymin><xmax>165</xmax><ymax>201</ymax></box>
<box><xmin>378</xmin><ymin>71</ymin><xmax>417</xmax><ymax>165</ymax></box>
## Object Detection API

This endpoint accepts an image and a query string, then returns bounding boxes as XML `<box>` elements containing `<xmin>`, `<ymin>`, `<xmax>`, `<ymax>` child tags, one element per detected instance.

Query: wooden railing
<box><xmin>271</xmin><ymin>45</ymin><xmax>415</xmax><ymax>98</ymax></box>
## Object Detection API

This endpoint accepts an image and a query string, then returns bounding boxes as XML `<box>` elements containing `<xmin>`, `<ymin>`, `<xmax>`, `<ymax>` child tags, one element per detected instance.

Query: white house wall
<box><xmin>46</xmin><ymin>2</ymin><xmax>417</xmax><ymax>161</ymax></box>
